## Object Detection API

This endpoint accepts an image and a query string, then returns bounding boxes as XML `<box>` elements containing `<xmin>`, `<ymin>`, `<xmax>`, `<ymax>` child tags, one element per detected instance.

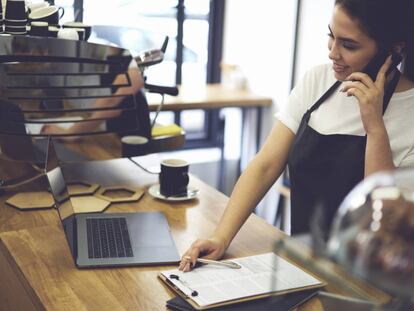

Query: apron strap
<box><xmin>308</xmin><ymin>81</ymin><xmax>341</xmax><ymax>115</ymax></box>
<box><xmin>383</xmin><ymin>70</ymin><xmax>400</xmax><ymax>114</ymax></box>
<box><xmin>304</xmin><ymin>70</ymin><xmax>401</xmax><ymax>122</ymax></box>
<box><xmin>303</xmin><ymin>81</ymin><xmax>341</xmax><ymax>123</ymax></box>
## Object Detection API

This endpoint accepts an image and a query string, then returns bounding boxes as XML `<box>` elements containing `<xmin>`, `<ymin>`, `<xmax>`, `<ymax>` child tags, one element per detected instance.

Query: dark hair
<box><xmin>335</xmin><ymin>0</ymin><xmax>414</xmax><ymax>81</ymax></box>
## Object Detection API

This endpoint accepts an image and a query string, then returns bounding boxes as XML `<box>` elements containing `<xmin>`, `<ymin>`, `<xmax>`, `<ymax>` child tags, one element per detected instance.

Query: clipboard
<box><xmin>158</xmin><ymin>252</ymin><xmax>325</xmax><ymax>310</ymax></box>
<box><xmin>165</xmin><ymin>288</ymin><xmax>321</xmax><ymax>311</ymax></box>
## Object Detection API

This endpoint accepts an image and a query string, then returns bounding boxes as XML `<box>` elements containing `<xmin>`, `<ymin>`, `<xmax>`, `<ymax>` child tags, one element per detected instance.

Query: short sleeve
<box><xmin>275</xmin><ymin>84</ymin><xmax>306</xmax><ymax>134</ymax></box>
<box><xmin>275</xmin><ymin>65</ymin><xmax>323</xmax><ymax>134</ymax></box>
<box><xmin>398</xmin><ymin>145</ymin><xmax>414</xmax><ymax>168</ymax></box>
<box><xmin>394</xmin><ymin>146</ymin><xmax>414</xmax><ymax>195</ymax></box>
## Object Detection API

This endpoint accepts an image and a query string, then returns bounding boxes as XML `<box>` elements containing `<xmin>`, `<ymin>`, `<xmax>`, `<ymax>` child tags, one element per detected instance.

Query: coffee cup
<box><xmin>5</xmin><ymin>0</ymin><xmax>26</xmax><ymax>21</ymax></box>
<box><xmin>29</xmin><ymin>21</ymin><xmax>48</xmax><ymax>36</ymax></box>
<box><xmin>28</xmin><ymin>5</ymin><xmax>64</xmax><ymax>25</ymax></box>
<box><xmin>57</xmin><ymin>28</ymin><xmax>78</xmax><ymax>40</ymax></box>
<box><xmin>27</xmin><ymin>2</ymin><xmax>49</xmax><ymax>14</ymax></box>
<box><xmin>63</xmin><ymin>21</ymin><xmax>92</xmax><ymax>41</ymax></box>
<box><xmin>159</xmin><ymin>159</ymin><xmax>189</xmax><ymax>197</ymax></box>
<box><xmin>48</xmin><ymin>25</ymin><xmax>60</xmax><ymax>37</ymax></box>
<box><xmin>69</xmin><ymin>27</ymin><xmax>85</xmax><ymax>40</ymax></box>
<box><xmin>5</xmin><ymin>25</ymin><xmax>27</xmax><ymax>35</ymax></box>
<box><xmin>4</xmin><ymin>19</ymin><xmax>27</xmax><ymax>27</ymax></box>
<box><xmin>121</xmin><ymin>135</ymin><xmax>149</xmax><ymax>157</ymax></box>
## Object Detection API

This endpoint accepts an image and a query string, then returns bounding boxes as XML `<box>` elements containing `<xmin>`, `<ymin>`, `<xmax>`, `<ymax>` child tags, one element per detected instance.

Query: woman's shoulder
<box><xmin>294</xmin><ymin>63</ymin><xmax>335</xmax><ymax>99</ymax></box>
<box><xmin>302</xmin><ymin>63</ymin><xmax>335</xmax><ymax>84</ymax></box>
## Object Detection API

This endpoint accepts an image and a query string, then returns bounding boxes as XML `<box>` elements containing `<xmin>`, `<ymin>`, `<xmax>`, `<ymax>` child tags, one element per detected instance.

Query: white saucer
<box><xmin>148</xmin><ymin>184</ymin><xmax>199</xmax><ymax>201</ymax></box>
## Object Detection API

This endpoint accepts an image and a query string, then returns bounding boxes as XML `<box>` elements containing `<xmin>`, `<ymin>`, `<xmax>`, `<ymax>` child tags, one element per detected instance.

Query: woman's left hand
<box><xmin>340</xmin><ymin>55</ymin><xmax>393</xmax><ymax>134</ymax></box>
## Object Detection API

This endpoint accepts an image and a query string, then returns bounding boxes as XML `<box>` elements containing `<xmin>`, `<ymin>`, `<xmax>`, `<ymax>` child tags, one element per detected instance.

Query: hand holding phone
<box><xmin>363</xmin><ymin>51</ymin><xmax>402</xmax><ymax>81</ymax></box>
<box><xmin>341</xmin><ymin>50</ymin><xmax>403</xmax><ymax>134</ymax></box>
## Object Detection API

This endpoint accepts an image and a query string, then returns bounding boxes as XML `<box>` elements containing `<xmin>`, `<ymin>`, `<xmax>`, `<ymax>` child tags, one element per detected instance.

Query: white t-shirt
<box><xmin>276</xmin><ymin>63</ymin><xmax>414</xmax><ymax>168</ymax></box>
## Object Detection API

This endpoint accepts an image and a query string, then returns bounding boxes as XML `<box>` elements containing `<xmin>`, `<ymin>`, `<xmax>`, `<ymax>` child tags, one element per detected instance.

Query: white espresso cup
<box><xmin>27</xmin><ymin>2</ymin><xmax>49</xmax><ymax>14</ymax></box>
<box><xmin>57</xmin><ymin>28</ymin><xmax>78</xmax><ymax>40</ymax></box>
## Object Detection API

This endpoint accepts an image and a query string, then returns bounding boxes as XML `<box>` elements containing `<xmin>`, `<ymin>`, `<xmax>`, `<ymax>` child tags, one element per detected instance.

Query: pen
<box><xmin>196</xmin><ymin>258</ymin><xmax>241</xmax><ymax>269</ymax></box>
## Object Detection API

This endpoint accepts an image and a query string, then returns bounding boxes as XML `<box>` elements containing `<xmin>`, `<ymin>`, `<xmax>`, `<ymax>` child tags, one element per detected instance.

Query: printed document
<box><xmin>160</xmin><ymin>252</ymin><xmax>323</xmax><ymax>308</ymax></box>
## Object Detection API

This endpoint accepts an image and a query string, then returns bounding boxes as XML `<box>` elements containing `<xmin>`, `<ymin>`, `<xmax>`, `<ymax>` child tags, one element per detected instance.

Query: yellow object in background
<box><xmin>151</xmin><ymin>124</ymin><xmax>183</xmax><ymax>137</ymax></box>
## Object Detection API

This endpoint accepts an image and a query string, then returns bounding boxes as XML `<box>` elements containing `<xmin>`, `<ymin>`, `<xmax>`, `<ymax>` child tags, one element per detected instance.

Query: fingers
<box><xmin>375</xmin><ymin>55</ymin><xmax>393</xmax><ymax>87</ymax></box>
<box><xmin>179</xmin><ymin>241</ymin><xmax>203</xmax><ymax>272</ymax></box>
<box><xmin>340</xmin><ymin>80</ymin><xmax>369</xmax><ymax>95</ymax></box>
<box><xmin>178</xmin><ymin>238</ymin><xmax>225</xmax><ymax>272</ymax></box>
<box><xmin>178</xmin><ymin>256</ymin><xmax>193</xmax><ymax>272</ymax></box>
<box><xmin>178</xmin><ymin>256</ymin><xmax>189</xmax><ymax>271</ymax></box>
<box><xmin>344</xmin><ymin>55</ymin><xmax>393</xmax><ymax>94</ymax></box>
<box><xmin>344</xmin><ymin>72</ymin><xmax>375</xmax><ymax>89</ymax></box>
<box><xmin>343</xmin><ymin>87</ymin><xmax>364</xmax><ymax>102</ymax></box>
<box><xmin>187</xmin><ymin>244</ymin><xmax>202</xmax><ymax>269</ymax></box>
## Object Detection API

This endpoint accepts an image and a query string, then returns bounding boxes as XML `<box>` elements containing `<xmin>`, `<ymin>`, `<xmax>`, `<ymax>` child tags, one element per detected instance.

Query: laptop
<box><xmin>44</xmin><ymin>137</ymin><xmax>180</xmax><ymax>268</ymax></box>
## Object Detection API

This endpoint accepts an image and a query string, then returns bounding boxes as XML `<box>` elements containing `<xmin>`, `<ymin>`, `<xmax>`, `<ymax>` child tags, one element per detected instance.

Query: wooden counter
<box><xmin>0</xmin><ymin>155</ymin><xmax>390</xmax><ymax>310</ymax></box>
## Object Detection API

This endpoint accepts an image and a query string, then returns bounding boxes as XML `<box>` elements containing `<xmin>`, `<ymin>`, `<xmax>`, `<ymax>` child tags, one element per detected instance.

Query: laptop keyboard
<box><xmin>86</xmin><ymin>217</ymin><xmax>134</xmax><ymax>258</ymax></box>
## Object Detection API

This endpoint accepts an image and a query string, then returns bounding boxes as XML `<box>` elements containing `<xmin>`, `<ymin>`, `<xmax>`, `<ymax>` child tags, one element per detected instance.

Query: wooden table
<box><xmin>0</xmin><ymin>146</ymin><xmax>390</xmax><ymax>310</ymax></box>
<box><xmin>147</xmin><ymin>83</ymin><xmax>272</xmax><ymax>150</ymax></box>
<box><xmin>147</xmin><ymin>83</ymin><xmax>273</xmax><ymax>111</ymax></box>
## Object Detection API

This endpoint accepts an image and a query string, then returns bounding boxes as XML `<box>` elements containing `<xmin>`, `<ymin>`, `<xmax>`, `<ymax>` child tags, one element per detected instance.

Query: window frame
<box><xmin>72</xmin><ymin>0</ymin><xmax>225</xmax><ymax>149</ymax></box>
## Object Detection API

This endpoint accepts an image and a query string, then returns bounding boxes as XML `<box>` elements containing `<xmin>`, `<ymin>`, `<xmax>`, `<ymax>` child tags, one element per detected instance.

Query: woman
<box><xmin>180</xmin><ymin>0</ymin><xmax>414</xmax><ymax>271</ymax></box>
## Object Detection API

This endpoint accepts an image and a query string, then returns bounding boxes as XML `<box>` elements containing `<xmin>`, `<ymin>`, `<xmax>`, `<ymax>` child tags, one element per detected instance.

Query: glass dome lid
<box><xmin>328</xmin><ymin>168</ymin><xmax>414</xmax><ymax>299</ymax></box>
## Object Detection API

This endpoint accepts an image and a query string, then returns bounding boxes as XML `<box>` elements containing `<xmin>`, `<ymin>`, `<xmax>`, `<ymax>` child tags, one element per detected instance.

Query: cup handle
<box><xmin>58</xmin><ymin>7</ymin><xmax>65</xmax><ymax>19</ymax></box>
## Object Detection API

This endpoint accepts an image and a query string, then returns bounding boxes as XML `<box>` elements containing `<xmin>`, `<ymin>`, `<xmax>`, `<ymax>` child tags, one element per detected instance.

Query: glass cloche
<box><xmin>328</xmin><ymin>168</ymin><xmax>414</xmax><ymax>302</ymax></box>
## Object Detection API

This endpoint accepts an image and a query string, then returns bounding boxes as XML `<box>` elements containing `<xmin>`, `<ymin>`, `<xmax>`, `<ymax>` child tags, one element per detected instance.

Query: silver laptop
<box><xmin>45</xmin><ymin>138</ymin><xmax>180</xmax><ymax>268</ymax></box>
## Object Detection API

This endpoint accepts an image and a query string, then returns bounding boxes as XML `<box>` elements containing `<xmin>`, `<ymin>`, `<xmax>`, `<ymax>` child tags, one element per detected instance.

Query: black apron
<box><xmin>287</xmin><ymin>71</ymin><xmax>400</xmax><ymax>235</ymax></box>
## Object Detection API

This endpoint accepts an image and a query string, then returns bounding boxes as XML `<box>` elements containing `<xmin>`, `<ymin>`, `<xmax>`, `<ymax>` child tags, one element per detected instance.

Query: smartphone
<box><xmin>363</xmin><ymin>50</ymin><xmax>402</xmax><ymax>80</ymax></box>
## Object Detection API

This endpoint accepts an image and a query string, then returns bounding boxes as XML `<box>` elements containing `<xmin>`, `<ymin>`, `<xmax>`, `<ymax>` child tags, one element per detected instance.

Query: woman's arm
<box><xmin>364</xmin><ymin>124</ymin><xmax>394</xmax><ymax>175</ymax></box>
<box><xmin>213</xmin><ymin>121</ymin><xmax>295</xmax><ymax>247</ymax></box>
<box><xmin>180</xmin><ymin>121</ymin><xmax>295</xmax><ymax>271</ymax></box>
<box><xmin>341</xmin><ymin>56</ymin><xmax>395</xmax><ymax>176</ymax></box>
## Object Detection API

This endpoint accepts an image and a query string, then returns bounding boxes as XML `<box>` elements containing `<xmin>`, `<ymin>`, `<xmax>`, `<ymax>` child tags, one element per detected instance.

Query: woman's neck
<box><xmin>395</xmin><ymin>73</ymin><xmax>414</xmax><ymax>92</ymax></box>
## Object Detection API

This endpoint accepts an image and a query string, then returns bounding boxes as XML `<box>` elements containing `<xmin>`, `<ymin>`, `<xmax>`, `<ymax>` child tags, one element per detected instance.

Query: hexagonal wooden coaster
<box><xmin>70</xmin><ymin>196</ymin><xmax>110</xmax><ymax>213</ymax></box>
<box><xmin>6</xmin><ymin>191</ymin><xmax>55</xmax><ymax>210</ymax></box>
<box><xmin>67</xmin><ymin>181</ymin><xmax>100</xmax><ymax>196</ymax></box>
<box><xmin>95</xmin><ymin>186</ymin><xmax>144</xmax><ymax>203</ymax></box>
<box><xmin>59</xmin><ymin>199</ymin><xmax>75</xmax><ymax>220</ymax></box>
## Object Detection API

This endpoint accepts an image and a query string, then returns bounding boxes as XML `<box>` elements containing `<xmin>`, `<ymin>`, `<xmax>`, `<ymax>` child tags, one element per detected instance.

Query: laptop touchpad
<box><xmin>127</xmin><ymin>212</ymin><xmax>174</xmax><ymax>247</ymax></box>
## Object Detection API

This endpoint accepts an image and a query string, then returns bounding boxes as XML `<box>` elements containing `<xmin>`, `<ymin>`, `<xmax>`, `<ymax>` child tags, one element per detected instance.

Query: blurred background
<box><xmin>50</xmin><ymin>0</ymin><xmax>335</xmax><ymax>227</ymax></box>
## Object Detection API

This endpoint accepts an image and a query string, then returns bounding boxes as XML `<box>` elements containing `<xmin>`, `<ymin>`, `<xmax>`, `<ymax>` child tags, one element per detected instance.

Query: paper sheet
<box><xmin>161</xmin><ymin>252</ymin><xmax>322</xmax><ymax>308</ymax></box>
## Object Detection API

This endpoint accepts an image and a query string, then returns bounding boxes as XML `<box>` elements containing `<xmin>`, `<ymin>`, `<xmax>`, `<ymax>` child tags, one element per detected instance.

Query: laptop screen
<box><xmin>45</xmin><ymin>137</ymin><xmax>77</xmax><ymax>258</ymax></box>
